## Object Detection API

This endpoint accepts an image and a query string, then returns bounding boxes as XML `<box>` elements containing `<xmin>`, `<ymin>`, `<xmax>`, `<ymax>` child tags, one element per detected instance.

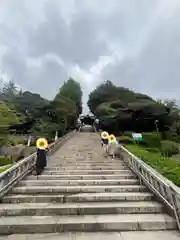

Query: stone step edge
<box><xmin>11</xmin><ymin>185</ymin><xmax>147</xmax><ymax>194</ymax></box>
<box><xmin>19</xmin><ymin>179</ymin><xmax>139</xmax><ymax>184</ymax></box>
<box><xmin>12</xmin><ymin>185</ymin><xmax>146</xmax><ymax>190</ymax></box>
<box><xmin>39</xmin><ymin>171</ymin><xmax>132</xmax><ymax>175</ymax></box>
<box><xmin>3</xmin><ymin>192</ymin><xmax>154</xmax><ymax>203</ymax></box>
<box><xmin>42</xmin><ymin>170</ymin><xmax>130</xmax><ymax>173</ymax></box>
<box><xmin>0</xmin><ymin>214</ymin><xmax>177</xmax><ymax>234</ymax></box>
<box><xmin>45</xmin><ymin>164</ymin><xmax>127</xmax><ymax>167</ymax></box>
<box><xmin>26</xmin><ymin>174</ymin><xmax>136</xmax><ymax>178</ymax></box>
<box><xmin>0</xmin><ymin>203</ymin><xmax>164</xmax><ymax>217</ymax></box>
<box><xmin>0</xmin><ymin>201</ymin><xmax>162</xmax><ymax>209</ymax></box>
<box><xmin>1</xmin><ymin>231</ymin><xmax>179</xmax><ymax>239</ymax></box>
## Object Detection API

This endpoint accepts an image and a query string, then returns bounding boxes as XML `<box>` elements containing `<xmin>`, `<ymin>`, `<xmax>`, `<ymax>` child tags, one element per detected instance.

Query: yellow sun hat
<box><xmin>108</xmin><ymin>134</ymin><xmax>117</xmax><ymax>143</ymax></box>
<box><xmin>101</xmin><ymin>131</ymin><xmax>109</xmax><ymax>139</ymax></box>
<box><xmin>36</xmin><ymin>138</ymin><xmax>48</xmax><ymax>150</ymax></box>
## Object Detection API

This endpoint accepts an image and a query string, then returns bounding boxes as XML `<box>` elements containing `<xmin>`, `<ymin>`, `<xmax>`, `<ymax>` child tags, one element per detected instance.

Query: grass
<box><xmin>0</xmin><ymin>165</ymin><xmax>10</xmax><ymax>173</ymax></box>
<box><xmin>125</xmin><ymin>144</ymin><xmax>180</xmax><ymax>186</ymax></box>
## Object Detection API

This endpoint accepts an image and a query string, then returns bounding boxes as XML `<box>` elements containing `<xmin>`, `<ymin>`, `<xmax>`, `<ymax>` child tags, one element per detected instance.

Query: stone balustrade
<box><xmin>0</xmin><ymin>131</ymin><xmax>75</xmax><ymax>199</ymax></box>
<box><xmin>117</xmin><ymin>144</ymin><xmax>180</xmax><ymax>230</ymax></box>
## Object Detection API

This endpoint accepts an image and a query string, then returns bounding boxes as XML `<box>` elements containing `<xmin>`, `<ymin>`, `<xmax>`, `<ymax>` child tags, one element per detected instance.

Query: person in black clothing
<box><xmin>35</xmin><ymin>138</ymin><xmax>49</xmax><ymax>176</ymax></box>
<box><xmin>35</xmin><ymin>148</ymin><xmax>48</xmax><ymax>175</ymax></box>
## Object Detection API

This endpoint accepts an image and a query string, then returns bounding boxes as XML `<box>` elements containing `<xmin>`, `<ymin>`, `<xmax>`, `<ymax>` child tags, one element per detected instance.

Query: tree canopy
<box><xmin>0</xmin><ymin>77</ymin><xmax>83</xmax><ymax>139</ymax></box>
<box><xmin>88</xmin><ymin>81</ymin><xmax>178</xmax><ymax>134</ymax></box>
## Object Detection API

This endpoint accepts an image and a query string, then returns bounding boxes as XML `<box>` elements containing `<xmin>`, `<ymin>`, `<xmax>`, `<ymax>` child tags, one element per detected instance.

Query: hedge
<box><xmin>160</xmin><ymin>140</ymin><xmax>179</xmax><ymax>157</ymax></box>
<box><xmin>119</xmin><ymin>136</ymin><xmax>135</xmax><ymax>145</ymax></box>
<box><xmin>0</xmin><ymin>156</ymin><xmax>12</xmax><ymax>166</ymax></box>
<box><xmin>125</xmin><ymin>144</ymin><xmax>180</xmax><ymax>186</ymax></box>
<box><xmin>0</xmin><ymin>165</ymin><xmax>10</xmax><ymax>173</ymax></box>
<box><xmin>142</xmin><ymin>132</ymin><xmax>161</xmax><ymax>148</ymax></box>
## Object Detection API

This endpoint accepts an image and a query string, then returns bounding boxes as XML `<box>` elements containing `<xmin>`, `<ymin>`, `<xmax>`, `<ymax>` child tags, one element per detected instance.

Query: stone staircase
<box><xmin>0</xmin><ymin>132</ymin><xmax>179</xmax><ymax>239</ymax></box>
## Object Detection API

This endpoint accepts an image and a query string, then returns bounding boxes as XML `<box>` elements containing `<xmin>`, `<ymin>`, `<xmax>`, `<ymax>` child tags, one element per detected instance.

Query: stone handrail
<box><xmin>0</xmin><ymin>131</ymin><xmax>75</xmax><ymax>199</ymax></box>
<box><xmin>118</xmin><ymin>145</ymin><xmax>180</xmax><ymax>230</ymax></box>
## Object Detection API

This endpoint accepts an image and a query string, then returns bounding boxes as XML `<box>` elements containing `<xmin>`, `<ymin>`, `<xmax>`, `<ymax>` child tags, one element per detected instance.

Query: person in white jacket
<box><xmin>107</xmin><ymin>134</ymin><xmax>118</xmax><ymax>160</ymax></box>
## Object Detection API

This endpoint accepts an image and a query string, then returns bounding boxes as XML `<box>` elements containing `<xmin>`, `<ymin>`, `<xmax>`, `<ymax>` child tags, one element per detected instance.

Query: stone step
<box><xmin>26</xmin><ymin>174</ymin><xmax>136</xmax><ymax>180</ymax></box>
<box><xmin>44</xmin><ymin>164</ymin><xmax>128</xmax><ymax>169</ymax></box>
<box><xmin>18</xmin><ymin>179</ymin><xmax>140</xmax><ymax>187</ymax></box>
<box><xmin>48</xmin><ymin>159</ymin><xmax>123</xmax><ymax>162</ymax></box>
<box><xmin>45</xmin><ymin>163</ymin><xmax>126</xmax><ymax>167</ymax></box>
<box><xmin>0</xmin><ymin>214</ymin><xmax>176</xmax><ymax>234</ymax></box>
<box><xmin>51</xmin><ymin>160</ymin><xmax>123</xmax><ymax>164</ymax></box>
<box><xmin>3</xmin><ymin>192</ymin><xmax>154</xmax><ymax>203</ymax></box>
<box><xmin>11</xmin><ymin>185</ymin><xmax>147</xmax><ymax>194</ymax></box>
<box><xmin>1</xmin><ymin>231</ymin><xmax>180</xmax><ymax>240</ymax></box>
<box><xmin>42</xmin><ymin>169</ymin><xmax>131</xmax><ymax>175</ymax></box>
<box><xmin>0</xmin><ymin>201</ymin><xmax>164</xmax><ymax>217</ymax></box>
<box><xmin>43</xmin><ymin>166</ymin><xmax>129</xmax><ymax>170</ymax></box>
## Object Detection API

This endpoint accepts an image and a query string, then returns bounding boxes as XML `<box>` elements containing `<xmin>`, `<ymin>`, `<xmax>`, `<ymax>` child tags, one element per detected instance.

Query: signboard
<box><xmin>132</xmin><ymin>133</ymin><xmax>143</xmax><ymax>141</ymax></box>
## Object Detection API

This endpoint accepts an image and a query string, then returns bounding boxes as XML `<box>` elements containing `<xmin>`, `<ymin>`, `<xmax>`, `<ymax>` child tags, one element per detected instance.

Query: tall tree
<box><xmin>2</xmin><ymin>80</ymin><xmax>18</xmax><ymax>100</ymax></box>
<box><xmin>56</xmin><ymin>77</ymin><xmax>83</xmax><ymax>115</ymax></box>
<box><xmin>88</xmin><ymin>81</ymin><xmax>171</xmax><ymax>133</ymax></box>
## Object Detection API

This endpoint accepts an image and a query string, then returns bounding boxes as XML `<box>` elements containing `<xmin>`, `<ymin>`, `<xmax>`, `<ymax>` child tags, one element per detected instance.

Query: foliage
<box><xmin>142</xmin><ymin>132</ymin><xmax>161</xmax><ymax>148</ymax></box>
<box><xmin>119</xmin><ymin>136</ymin><xmax>135</xmax><ymax>145</ymax></box>
<box><xmin>0</xmin><ymin>77</ymin><xmax>82</xmax><ymax>139</ymax></box>
<box><xmin>157</xmin><ymin>99</ymin><xmax>180</xmax><ymax>116</ymax></box>
<box><xmin>160</xmin><ymin>140</ymin><xmax>179</xmax><ymax>157</ymax></box>
<box><xmin>0</xmin><ymin>102</ymin><xmax>19</xmax><ymax>125</ymax></box>
<box><xmin>0</xmin><ymin>165</ymin><xmax>10</xmax><ymax>173</ymax></box>
<box><xmin>0</xmin><ymin>135</ymin><xmax>8</xmax><ymax>147</ymax></box>
<box><xmin>14</xmin><ymin>91</ymin><xmax>49</xmax><ymax>119</ymax></box>
<box><xmin>55</xmin><ymin>77</ymin><xmax>82</xmax><ymax>116</ymax></box>
<box><xmin>88</xmin><ymin>81</ymin><xmax>176</xmax><ymax>134</ymax></box>
<box><xmin>53</xmin><ymin>77</ymin><xmax>83</xmax><ymax>130</ymax></box>
<box><xmin>6</xmin><ymin>135</ymin><xmax>25</xmax><ymax>146</ymax></box>
<box><xmin>126</xmin><ymin>144</ymin><xmax>180</xmax><ymax>186</ymax></box>
<box><xmin>165</xmin><ymin>120</ymin><xmax>180</xmax><ymax>143</ymax></box>
<box><xmin>0</xmin><ymin>156</ymin><xmax>12</xmax><ymax>166</ymax></box>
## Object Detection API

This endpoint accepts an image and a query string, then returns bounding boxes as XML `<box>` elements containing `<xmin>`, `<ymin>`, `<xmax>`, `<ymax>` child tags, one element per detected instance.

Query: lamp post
<box><xmin>155</xmin><ymin>120</ymin><xmax>159</xmax><ymax>135</ymax></box>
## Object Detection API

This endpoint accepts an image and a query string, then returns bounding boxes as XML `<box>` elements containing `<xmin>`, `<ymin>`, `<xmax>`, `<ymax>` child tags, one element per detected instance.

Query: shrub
<box><xmin>119</xmin><ymin>136</ymin><xmax>134</xmax><ymax>144</ymax></box>
<box><xmin>0</xmin><ymin>135</ymin><xmax>7</xmax><ymax>146</ymax></box>
<box><xmin>160</xmin><ymin>140</ymin><xmax>179</xmax><ymax>157</ymax></box>
<box><xmin>0</xmin><ymin>165</ymin><xmax>10</xmax><ymax>173</ymax></box>
<box><xmin>17</xmin><ymin>139</ymin><xmax>26</xmax><ymax>145</ymax></box>
<box><xmin>30</xmin><ymin>139</ymin><xmax>37</xmax><ymax>146</ymax></box>
<box><xmin>125</xmin><ymin>144</ymin><xmax>180</xmax><ymax>186</ymax></box>
<box><xmin>122</xmin><ymin>131</ymin><xmax>133</xmax><ymax>137</ymax></box>
<box><xmin>0</xmin><ymin>156</ymin><xmax>12</xmax><ymax>166</ymax></box>
<box><xmin>146</xmin><ymin>147</ymin><xmax>160</xmax><ymax>153</ymax></box>
<box><xmin>143</xmin><ymin>132</ymin><xmax>161</xmax><ymax>148</ymax></box>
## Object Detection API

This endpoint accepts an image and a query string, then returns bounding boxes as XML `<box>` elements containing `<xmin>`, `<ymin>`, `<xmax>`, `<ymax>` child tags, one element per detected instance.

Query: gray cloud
<box><xmin>102</xmin><ymin>1</ymin><xmax>180</xmax><ymax>99</ymax></box>
<box><xmin>29</xmin><ymin>0</ymin><xmax>110</xmax><ymax>69</ymax></box>
<box><xmin>0</xmin><ymin>0</ymin><xmax>180</xmax><ymax>109</ymax></box>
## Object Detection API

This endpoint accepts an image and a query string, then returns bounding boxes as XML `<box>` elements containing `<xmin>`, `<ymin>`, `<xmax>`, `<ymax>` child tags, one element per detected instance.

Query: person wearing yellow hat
<box><xmin>35</xmin><ymin>138</ymin><xmax>49</xmax><ymax>175</ymax></box>
<box><xmin>107</xmin><ymin>134</ymin><xmax>118</xmax><ymax>160</ymax></box>
<box><xmin>100</xmin><ymin>131</ymin><xmax>109</xmax><ymax>157</ymax></box>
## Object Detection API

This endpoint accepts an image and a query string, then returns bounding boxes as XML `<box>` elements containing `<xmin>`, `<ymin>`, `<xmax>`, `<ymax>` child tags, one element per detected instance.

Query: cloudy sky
<box><xmin>0</xmin><ymin>0</ymin><xmax>180</xmax><ymax>113</ymax></box>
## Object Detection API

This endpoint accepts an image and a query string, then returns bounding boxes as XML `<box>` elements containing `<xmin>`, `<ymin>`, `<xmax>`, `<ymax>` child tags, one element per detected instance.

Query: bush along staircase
<box><xmin>0</xmin><ymin>130</ymin><xmax>179</xmax><ymax>237</ymax></box>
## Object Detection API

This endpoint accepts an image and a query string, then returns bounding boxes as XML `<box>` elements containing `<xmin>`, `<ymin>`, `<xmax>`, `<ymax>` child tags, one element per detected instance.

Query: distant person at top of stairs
<box><xmin>75</xmin><ymin>119</ymin><xmax>82</xmax><ymax>131</ymax></box>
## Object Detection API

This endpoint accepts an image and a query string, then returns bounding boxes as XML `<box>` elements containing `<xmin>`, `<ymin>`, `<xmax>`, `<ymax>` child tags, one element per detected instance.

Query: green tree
<box><xmin>0</xmin><ymin>102</ymin><xmax>19</xmax><ymax>125</ymax></box>
<box><xmin>157</xmin><ymin>99</ymin><xmax>180</xmax><ymax>117</ymax></box>
<box><xmin>2</xmin><ymin>80</ymin><xmax>17</xmax><ymax>100</ymax></box>
<box><xmin>0</xmin><ymin>77</ymin><xmax>83</xmax><ymax>139</ymax></box>
<box><xmin>88</xmin><ymin>81</ymin><xmax>120</xmax><ymax>114</ymax></box>
<box><xmin>56</xmin><ymin>77</ymin><xmax>83</xmax><ymax>115</ymax></box>
<box><xmin>88</xmin><ymin>81</ymin><xmax>171</xmax><ymax>134</ymax></box>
